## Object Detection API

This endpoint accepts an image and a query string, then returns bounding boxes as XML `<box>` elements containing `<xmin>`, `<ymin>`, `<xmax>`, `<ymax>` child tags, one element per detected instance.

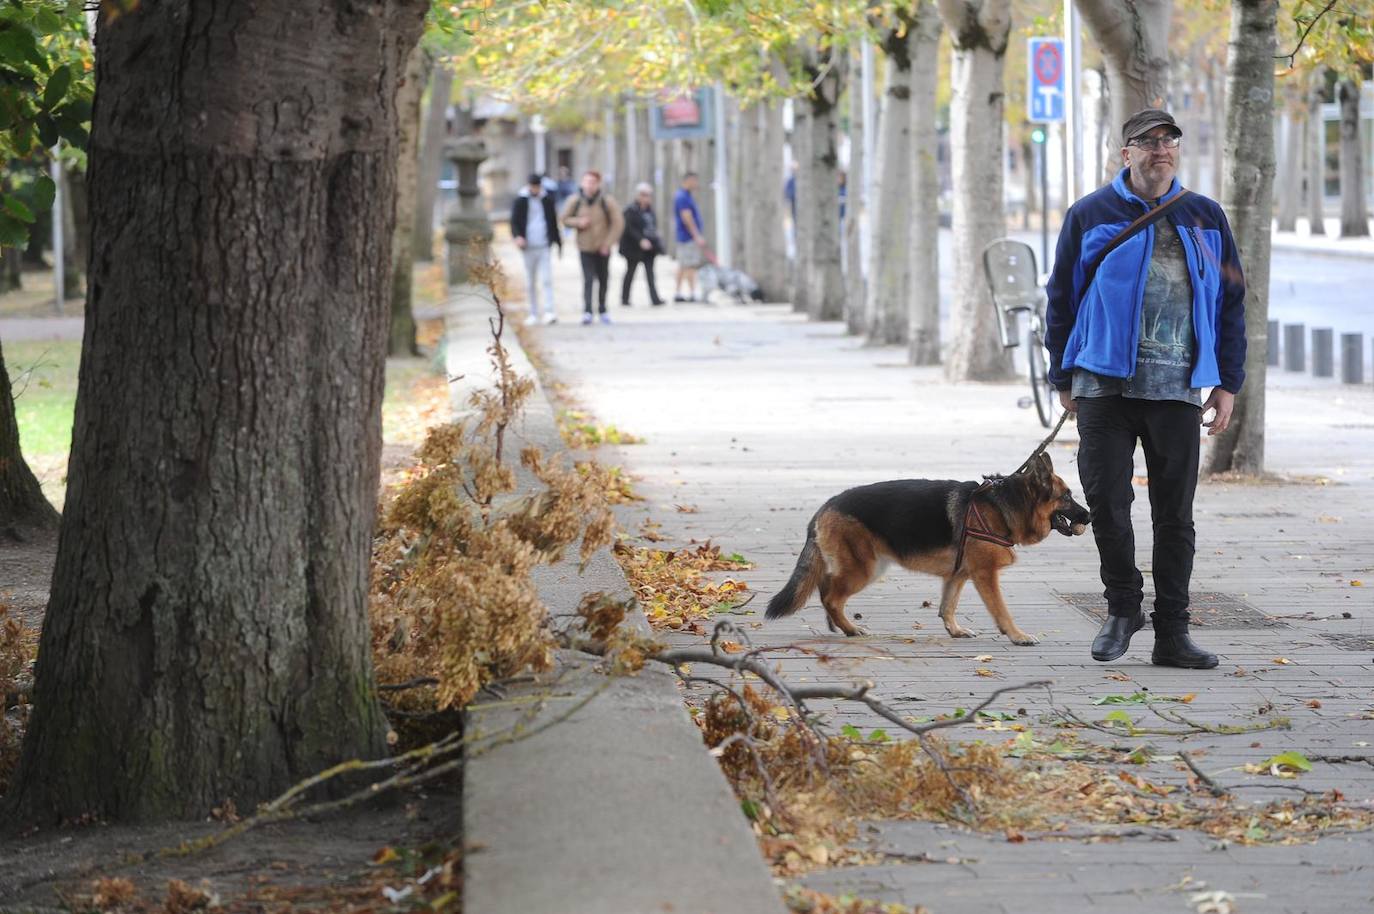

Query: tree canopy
<box><xmin>0</xmin><ymin>0</ymin><xmax>91</xmax><ymax>248</ymax></box>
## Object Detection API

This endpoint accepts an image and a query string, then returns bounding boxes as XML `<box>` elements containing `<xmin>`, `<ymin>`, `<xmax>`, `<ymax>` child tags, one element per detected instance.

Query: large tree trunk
<box><xmin>1307</xmin><ymin>69</ymin><xmax>1327</xmax><ymax>235</ymax></box>
<box><xmin>8</xmin><ymin>0</ymin><xmax>427</xmax><ymax>825</ymax></box>
<box><xmin>1337</xmin><ymin>79</ymin><xmax>1370</xmax><ymax>238</ymax></box>
<box><xmin>412</xmin><ymin>59</ymin><xmax>452</xmax><ymax>262</ymax></box>
<box><xmin>1205</xmin><ymin>0</ymin><xmax>1276</xmax><ymax>477</ymax></box>
<box><xmin>790</xmin><ymin>98</ymin><xmax>814</xmax><ymax>314</ymax></box>
<box><xmin>1210</xmin><ymin>63</ymin><xmax>1226</xmax><ymax>197</ymax></box>
<box><xmin>866</xmin><ymin>20</ymin><xmax>916</xmax><ymax>345</ymax></box>
<box><xmin>390</xmin><ymin>41</ymin><xmax>426</xmax><ymax>356</ymax></box>
<box><xmin>937</xmin><ymin>0</ymin><xmax>1013</xmax><ymax>381</ymax></box>
<box><xmin>907</xmin><ymin>2</ymin><xmax>943</xmax><ymax>365</ymax></box>
<box><xmin>0</xmin><ymin>339</ymin><xmax>59</xmax><ymax>532</ymax></box>
<box><xmin>1078</xmin><ymin>0</ymin><xmax>1174</xmax><ymax>184</ymax></box>
<box><xmin>1275</xmin><ymin>86</ymin><xmax>1301</xmax><ymax>231</ymax></box>
<box><xmin>799</xmin><ymin>46</ymin><xmax>846</xmax><ymax>321</ymax></box>
<box><xmin>748</xmin><ymin>102</ymin><xmax>789</xmax><ymax>302</ymax></box>
<box><xmin>844</xmin><ymin>58</ymin><xmax>867</xmax><ymax>335</ymax></box>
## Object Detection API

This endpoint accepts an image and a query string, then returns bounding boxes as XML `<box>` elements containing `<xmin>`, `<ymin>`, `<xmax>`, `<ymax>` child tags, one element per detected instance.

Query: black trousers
<box><xmin>1075</xmin><ymin>396</ymin><xmax>1201</xmax><ymax>634</ymax></box>
<box><xmin>621</xmin><ymin>253</ymin><xmax>662</xmax><ymax>304</ymax></box>
<box><xmin>579</xmin><ymin>251</ymin><xmax>610</xmax><ymax>314</ymax></box>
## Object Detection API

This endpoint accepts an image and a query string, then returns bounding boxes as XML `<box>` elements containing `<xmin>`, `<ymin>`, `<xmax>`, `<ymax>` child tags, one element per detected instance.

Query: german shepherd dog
<box><xmin>766</xmin><ymin>453</ymin><xmax>1090</xmax><ymax>644</ymax></box>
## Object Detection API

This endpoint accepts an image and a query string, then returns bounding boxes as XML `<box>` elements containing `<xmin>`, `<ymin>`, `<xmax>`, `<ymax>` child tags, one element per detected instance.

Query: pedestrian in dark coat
<box><xmin>619</xmin><ymin>182</ymin><xmax>665</xmax><ymax>307</ymax></box>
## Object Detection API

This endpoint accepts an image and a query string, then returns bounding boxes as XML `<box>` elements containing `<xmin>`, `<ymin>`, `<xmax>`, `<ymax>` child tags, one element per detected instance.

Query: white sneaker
<box><xmin>543</xmin><ymin>312</ymin><xmax>558</xmax><ymax>325</ymax></box>
<box><xmin>523</xmin><ymin>314</ymin><xmax>540</xmax><ymax>327</ymax></box>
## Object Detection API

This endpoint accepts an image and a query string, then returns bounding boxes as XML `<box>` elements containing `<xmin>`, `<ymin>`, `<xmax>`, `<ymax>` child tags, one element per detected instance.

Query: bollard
<box><xmin>1267</xmin><ymin>319</ymin><xmax>1280</xmax><ymax>367</ymax></box>
<box><xmin>1312</xmin><ymin>328</ymin><xmax>1334</xmax><ymax>378</ymax></box>
<box><xmin>1341</xmin><ymin>333</ymin><xmax>1364</xmax><ymax>384</ymax></box>
<box><xmin>1283</xmin><ymin>324</ymin><xmax>1306</xmax><ymax>372</ymax></box>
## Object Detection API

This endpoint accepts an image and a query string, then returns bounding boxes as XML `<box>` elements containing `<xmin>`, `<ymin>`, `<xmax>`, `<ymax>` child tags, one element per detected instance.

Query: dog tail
<box><xmin>766</xmin><ymin>526</ymin><xmax>823</xmax><ymax>620</ymax></box>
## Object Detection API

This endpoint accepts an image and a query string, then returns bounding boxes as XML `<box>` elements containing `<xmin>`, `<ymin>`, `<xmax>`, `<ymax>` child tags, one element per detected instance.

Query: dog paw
<box><xmin>843</xmin><ymin>626</ymin><xmax>870</xmax><ymax>638</ymax></box>
<box><xmin>947</xmin><ymin>627</ymin><xmax>979</xmax><ymax>639</ymax></box>
<box><xmin>1008</xmin><ymin>632</ymin><xmax>1040</xmax><ymax>646</ymax></box>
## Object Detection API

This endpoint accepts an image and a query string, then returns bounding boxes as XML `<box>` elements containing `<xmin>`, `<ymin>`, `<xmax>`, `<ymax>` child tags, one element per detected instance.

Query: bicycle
<box><xmin>982</xmin><ymin>238</ymin><xmax>1061</xmax><ymax>429</ymax></box>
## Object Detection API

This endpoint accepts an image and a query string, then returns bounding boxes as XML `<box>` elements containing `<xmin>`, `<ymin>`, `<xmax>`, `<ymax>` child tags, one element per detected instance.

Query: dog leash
<box><xmin>954</xmin><ymin>409</ymin><xmax>1073</xmax><ymax>573</ymax></box>
<box><xmin>1012</xmin><ymin>409</ymin><xmax>1071</xmax><ymax>476</ymax></box>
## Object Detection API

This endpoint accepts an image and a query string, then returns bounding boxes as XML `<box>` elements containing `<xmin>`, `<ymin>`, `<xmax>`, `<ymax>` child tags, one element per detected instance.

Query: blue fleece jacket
<box><xmin>1044</xmin><ymin>170</ymin><xmax>1247</xmax><ymax>394</ymax></box>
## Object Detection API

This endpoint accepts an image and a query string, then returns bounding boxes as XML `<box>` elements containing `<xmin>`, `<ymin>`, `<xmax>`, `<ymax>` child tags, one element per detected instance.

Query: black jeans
<box><xmin>1075</xmin><ymin>396</ymin><xmax>1201</xmax><ymax>634</ymax></box>
<box><xmin>579</xmin><ymin>251</ymin><xmax>610</xmax><ymax>314</ymax></box>
<box><xmin>621</xmin><ymin>253</ymin><xmax>662</xmax><ymax>304</ymax></box>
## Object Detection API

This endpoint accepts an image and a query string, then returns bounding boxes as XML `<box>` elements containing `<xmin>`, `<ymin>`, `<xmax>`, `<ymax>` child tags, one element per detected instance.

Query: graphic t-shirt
<box><xmin>1072</xmin><ymin>223</ymin><xmax>1201</xmax><ymax>406</ymax></box>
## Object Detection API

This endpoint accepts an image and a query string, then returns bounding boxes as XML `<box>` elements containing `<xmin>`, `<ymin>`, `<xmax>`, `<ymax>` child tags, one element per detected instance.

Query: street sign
<box><xmin>1027</xmin><ymin>37</ymin><xmax>1064</xmax><ymax>123</ymax></box>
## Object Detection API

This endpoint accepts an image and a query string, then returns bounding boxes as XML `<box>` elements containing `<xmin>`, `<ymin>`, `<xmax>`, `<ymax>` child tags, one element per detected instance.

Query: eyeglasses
<box><xmin>1128</xmin><ymin>135</ymin><xmax>1181</xmax><ymax>150</ymax></box>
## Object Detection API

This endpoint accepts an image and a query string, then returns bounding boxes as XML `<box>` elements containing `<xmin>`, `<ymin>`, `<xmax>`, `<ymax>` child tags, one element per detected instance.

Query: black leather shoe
<box><xmin>1091</xmin><ymin>610</ymin><xmax>1146</xmax><ymax>662</ymax></box>
<box><xmin>1151</xmin><ymin>633</ymin><xmax>1219</xmax><ymax>669</ymax></box>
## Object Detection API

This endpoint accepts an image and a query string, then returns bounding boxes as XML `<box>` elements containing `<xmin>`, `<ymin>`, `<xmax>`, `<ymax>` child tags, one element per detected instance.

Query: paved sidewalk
<box><xmin>503</xmin><ymin>239</ymin><xmax>1374</xmax><ymax>913</ymax></box>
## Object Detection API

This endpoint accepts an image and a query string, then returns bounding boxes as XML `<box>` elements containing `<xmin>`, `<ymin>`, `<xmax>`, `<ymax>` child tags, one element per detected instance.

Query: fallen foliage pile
<box><xmin>613</xmin><ymin>540</ymin><xmax>753</xmax><ymax>630</ymax></box>
<box><xmin>783</xmin><ymin>885</ymin><xmax>927</xmax><ymax>914</ymax></box>
<box><xmin>694</xmin><ymin>677</ymin><xmax>1374</xmax><ymax>877</ymax></box>
<box><xmin>369</xmin><ymin>295</ymin><xmax>615</xmax><ymax>710</ymax></box>
<box><xmin>0</xmin><ymin>603</ymin><xmax>35</xmax><ymax>795</ymax></box>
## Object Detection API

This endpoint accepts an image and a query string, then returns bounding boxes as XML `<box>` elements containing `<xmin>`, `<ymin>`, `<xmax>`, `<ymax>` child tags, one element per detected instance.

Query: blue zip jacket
<box><xmin>1044</xmin><ymin>169</ymin><xmax>1247</xmax><ymax>394</ymax></box>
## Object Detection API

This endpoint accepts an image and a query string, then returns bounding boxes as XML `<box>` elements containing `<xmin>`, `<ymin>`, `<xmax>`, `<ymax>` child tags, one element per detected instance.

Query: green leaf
<box><xmin>33</xmin><ymin>8</ymin><xmax>62</xmax><ymax>36</ymax></box>
<box><xmin>739</xmin><ymin>798</ymin><xmax>761</xmax><ymax>820</ymax></box>
<box><xmin>34</xmin><ymin>111</ymin><xmax>57</xmax><ymax>148</ymax></box>
<box><xmin>30</xmin><ymin>174</ymin><xmax>54</xmax><ymax>213</ymax></box>
<box><xmin>1092</xmin><ymin>692</ymin><xmax>1149</xmax><ymax>705</ymax></box>
<box><xmin>867</xmin><ymin>728</ymin><xmax>890</xmax><ymax>743</ymax></box>
<box><xmin>1261</xmin><ymin>751</ymin><xmax>1312</xmax><ymax>772</ymax></box>
<box><xmin>0</xmin><ymin>210</ymin><xmax>30</xmax><ymax>248</ymax></box>
<box><xmin>1102</xmin><ymin>709</ymin><xmax>1135</xmax><ymax>727</ymax></box>
<box><xmin>840</xmin><ymin>724</ymin><xmax>863</xmax><ymax>741</ymax></box>
<box><xmin>3</xmin><ymin>194</ymin><xmax>34</xmax><ymax>223</ymax></box>
<box><xmin>42</xmin><ymin>63</ymin><xmax>69</xmax><ymax>109</ymax></box>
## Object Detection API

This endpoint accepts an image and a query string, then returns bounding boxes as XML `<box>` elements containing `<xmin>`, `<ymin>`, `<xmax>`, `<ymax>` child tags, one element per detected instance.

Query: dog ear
<box><xmin>1036</xmin><ymin>452</ymin><xmax>1054</xmax><ymax>475</ymax></box>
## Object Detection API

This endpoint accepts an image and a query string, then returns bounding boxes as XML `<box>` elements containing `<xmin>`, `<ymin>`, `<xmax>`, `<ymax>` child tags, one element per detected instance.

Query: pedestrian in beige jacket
<box><xmin>561</xmin><ymin>170</ymin><xmax>625</xmax><ymax>324</ymax></box>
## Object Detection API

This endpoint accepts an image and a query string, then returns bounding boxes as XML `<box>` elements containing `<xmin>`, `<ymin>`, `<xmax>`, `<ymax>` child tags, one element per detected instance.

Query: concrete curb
<box><xmin>444</xmin><ymin>290</ymin><xmax>784</xmax><ymax>914</ymax></box>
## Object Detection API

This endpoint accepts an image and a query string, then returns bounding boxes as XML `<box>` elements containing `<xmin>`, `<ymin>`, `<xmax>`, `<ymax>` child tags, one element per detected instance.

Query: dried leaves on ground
<box><xmin>613</xmin><ymin>540</ymin><xmax>752</xmax><ymax>630</ymax></box>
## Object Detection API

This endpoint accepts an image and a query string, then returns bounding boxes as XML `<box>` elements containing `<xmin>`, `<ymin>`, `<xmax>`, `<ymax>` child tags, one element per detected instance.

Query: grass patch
<box><xmin>5</xmin><ymin>340</ymin><xmax>80</xmax><ymax>508</ymax></box>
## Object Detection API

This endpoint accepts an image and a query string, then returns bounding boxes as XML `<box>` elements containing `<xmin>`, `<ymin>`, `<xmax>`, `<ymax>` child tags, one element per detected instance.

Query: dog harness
<box><xmin>952</xmin><ymin>494</ymin><xmax>1016</xmax><ymax>574</ymax></box>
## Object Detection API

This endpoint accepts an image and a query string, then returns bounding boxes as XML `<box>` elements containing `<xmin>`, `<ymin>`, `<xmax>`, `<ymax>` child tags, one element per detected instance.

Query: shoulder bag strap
<box><xmin>1081</xmin><ymin>189</ymin><xmax>1191</xmax><ymax>294</ymax></box>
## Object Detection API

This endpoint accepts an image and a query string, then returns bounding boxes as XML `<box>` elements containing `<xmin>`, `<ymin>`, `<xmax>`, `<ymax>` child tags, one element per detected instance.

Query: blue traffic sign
<box><xmin>1027</xmin><ymin>37</ymin><xmax>1064</xmax><ymax>123</ymax></box>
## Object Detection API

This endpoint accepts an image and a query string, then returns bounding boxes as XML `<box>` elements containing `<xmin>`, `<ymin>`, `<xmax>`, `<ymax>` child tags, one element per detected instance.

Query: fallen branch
<box><xmin>1179</xmin><ymin>750</ymin><xmax>1229</xmax><ymax>798</ymax></box>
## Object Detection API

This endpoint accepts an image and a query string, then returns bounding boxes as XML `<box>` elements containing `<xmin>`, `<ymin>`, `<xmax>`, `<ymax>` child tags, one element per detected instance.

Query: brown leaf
<box><xmin>1306</xmin><ymin>699</ymin><xmax>1322</xmax><ymax>709</ymax></box>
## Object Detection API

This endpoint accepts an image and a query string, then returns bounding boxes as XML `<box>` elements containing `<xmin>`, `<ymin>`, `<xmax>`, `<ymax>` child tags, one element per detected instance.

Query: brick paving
<box><xmin>500</xmin><ymin>240</ymin><xmax>1374</xmax><ymax>912</ymax></box>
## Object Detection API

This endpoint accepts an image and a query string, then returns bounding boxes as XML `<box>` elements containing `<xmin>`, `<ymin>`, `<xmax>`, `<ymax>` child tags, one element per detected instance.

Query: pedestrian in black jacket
<box><xmin>619</xmin><ymin>183</ymin><xmax>665</xmax><ymax>307</ymax></box>
<box><xmin>511</xmin><ymin>173</ymin><xmax>563</xmax><ymax>324</ymax></box>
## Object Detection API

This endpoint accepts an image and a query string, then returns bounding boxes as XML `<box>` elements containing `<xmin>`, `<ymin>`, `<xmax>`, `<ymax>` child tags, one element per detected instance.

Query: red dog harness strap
<box><xmin>952</xmin><ymin>498</ymin><xmax>1015</xmax><ymax>573</ymax></box>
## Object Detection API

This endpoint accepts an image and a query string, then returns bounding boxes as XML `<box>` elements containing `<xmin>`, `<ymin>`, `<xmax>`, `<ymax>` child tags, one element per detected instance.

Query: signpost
<box><xmin>1028</xmin><ymin>38</ymin><xmax>1065</xmax><ymax>269</ymax></box>
<box><xmin>1027</xmin><ymin>38</ymin><xmax>1065</xmax><ymax>124</ymax></box>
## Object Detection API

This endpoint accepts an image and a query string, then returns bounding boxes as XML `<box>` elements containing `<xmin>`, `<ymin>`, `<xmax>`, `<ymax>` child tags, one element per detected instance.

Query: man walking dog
<box><xmin>1045</xmin><ymin>108</ymin><xmax>1247</xmax><ymax>670</ymax></box>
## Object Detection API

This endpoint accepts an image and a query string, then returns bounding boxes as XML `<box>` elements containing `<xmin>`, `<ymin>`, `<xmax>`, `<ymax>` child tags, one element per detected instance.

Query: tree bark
<box><xmin>790</xmin><ymin>98</ymin><xmax>814</xmax><ymax>314</ymax></box>
<box><xmin>1077</xmin><ymin>0</ymin><xmax>1174</xmax><ymax>184</ymax></box>
<box><xmin>1275</xmin><ymin>94</ymin><xmax>1300</xmax><ymax>231</ymax></box>
<box><xmin>1210</xmin><ymin>63</ymin><xmax>1226</xmax><ymax>198</ymax></box>
<box><xmin>907</xmin><ymin>4</ymin><xmax>943</xmax><ymax>365</ymax></box>
<box><xmin>748</xmin><ymin>102</ymin><xmax>789</xmax><ymax>302</ymax></box>
<box><xmin>390</xmin><ymin>41</ymin><xmax>426</xmax><ymax>356</ymax></box>
<box><xmin>798</xmin><ymin>46</ymin><xmax>846</xmax><ymax>321</ymax></box>
<box><xmin>1337</xmin><ymin>79</ymin><xmax>1370</xmax><ymax>238</ymax></box>
<box><xmin>412</xmin><ymin>59</ymin><xmax>452</xmax><ymax>262</ymax></box>
<box><xmin>1205</xmin><ymin>0</ymin><xmax>1276</xmax><ymax>477</ymax></box>
<box><xmin>8</xmin><ymin>0</ymin><xmax>427</xmax><ymax>825</ymax></box>
<box><xmin>1307</xmin><ymin>70</ymin><xmax>1326</xmax><ymax>235</ymax></box>
<box><xmin>0</xmin><ymin>338</ymin><xmax>60</xmax><ymax>532</ymax></box>
<box><xmin>937</xmin><ymin>0</ymin><xmax>1013</xmax><ymax>381</ymax></box>
<box><xmin>866</xmin><ymin>19</ymin><xmax>916</xmax><ymax>345</ymax></box>
<box><xmin>844</xmin><ymin>54</ymin><xmax>866</xmax><ymax>336</ymax></box>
